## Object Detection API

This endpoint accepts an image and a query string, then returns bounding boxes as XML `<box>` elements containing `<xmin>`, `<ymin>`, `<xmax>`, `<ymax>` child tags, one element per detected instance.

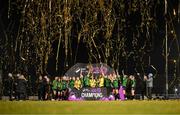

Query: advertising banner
<box><xmin>69</xmin><ymin>87</ymin><xmax>108</xmax><ymax>100</ymax></box>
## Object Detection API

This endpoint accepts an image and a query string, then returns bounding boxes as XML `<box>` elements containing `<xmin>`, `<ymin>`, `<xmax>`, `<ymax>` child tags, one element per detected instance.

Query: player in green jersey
<box><xmin>69</xmin><ymin>77</ymin><xmax>75</xmax><ymax>90</ymax></box>
<box><xmin>57</xmin><ymin>77</ymin><xmax>62</xmax><ymax>100</ymax></box>
<box><xmin>80</xmin><ymin>70</ymin><xmax>84</xmax><ymax>87</ymax></box>
<box><xmin>104</xmin><ymin>75</ymin><xmax>112</xmax><ymax>96</ymax></box>
<box><xmin>84</xmin><ymin>75</ymin><xmax>90</xmax><ymax>87</ymax></box>
<box><xmin>130</xmin><ymin>75</ymin><xmax>136</xmax><ymax>100</ymax></box>
<box><xmin>52</xmin><ymin>77</ymin><xmax>58</xmax><ymax>100</ymax></box>
<box><xmin>61</xmin><ymin>76</ymin><xmax>68</xmax><ymax>100</ymax></box>
<box><xmin>104</xmin><ymin>75</ymin><xmax>111</xmax><ymax>88</ymax></box>
<box><xmin>122</xmin><ymin>74</ymin><xmax>128</xmax><ymax>98</ymax></box>
<box><xmin>112</xmin><ymin>74</ymin><xmax>119</xmax><ymax>100</ymax></box>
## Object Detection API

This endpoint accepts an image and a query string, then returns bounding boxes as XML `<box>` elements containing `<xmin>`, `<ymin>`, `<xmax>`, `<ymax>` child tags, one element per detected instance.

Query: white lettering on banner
<box><xmin>81</xmin><ymin>93</ymin><xmax>103</xmax><ymax>98</ymax></box>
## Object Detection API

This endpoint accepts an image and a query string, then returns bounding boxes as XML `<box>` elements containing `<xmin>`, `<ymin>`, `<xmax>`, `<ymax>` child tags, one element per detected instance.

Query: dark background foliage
<box><xmin>0</xmin><ymin>0</ymin><xmax>179</xmax><ymax>93</ymax></box>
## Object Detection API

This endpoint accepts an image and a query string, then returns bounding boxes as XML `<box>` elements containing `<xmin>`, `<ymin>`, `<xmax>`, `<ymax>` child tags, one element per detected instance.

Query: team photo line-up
<box><xmin>5</xmin><ymin>69</ymin><xmax>153</xmax><ymax>101</ymax></box>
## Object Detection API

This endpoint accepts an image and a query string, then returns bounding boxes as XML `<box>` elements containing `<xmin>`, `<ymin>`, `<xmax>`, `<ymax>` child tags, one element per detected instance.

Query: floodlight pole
<box><xmin>165</xmin><ymin>0</ymin><xmax>168</xmax><ymax>98</ymax></box>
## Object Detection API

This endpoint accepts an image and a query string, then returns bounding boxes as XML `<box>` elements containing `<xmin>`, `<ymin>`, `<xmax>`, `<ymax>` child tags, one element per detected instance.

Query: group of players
<box><xmin>50</xmin><ymin>71</ymin><xmax>136</xmax><ymax>100</ymax></box>
<box><xmin>5</xmin><ymin>71</ymin><xmax>136</xmax><ymax>101</ymax></box>
<box><xmin>4</xmin><ymin>67</ymin><xmax>155</xmax><ymax>101</ymax></box>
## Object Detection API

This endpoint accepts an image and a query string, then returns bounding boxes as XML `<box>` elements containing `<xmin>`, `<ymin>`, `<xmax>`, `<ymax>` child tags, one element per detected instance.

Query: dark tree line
<box><xmin>0</xmin><ymin>0</ymin><xmax>179</xmax><ymax>77</ymax></box>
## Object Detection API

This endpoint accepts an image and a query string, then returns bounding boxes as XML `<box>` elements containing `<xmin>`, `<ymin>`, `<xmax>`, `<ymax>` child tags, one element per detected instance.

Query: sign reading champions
<box><xmin>70</xmin><ymin>87</ymin><xmax>108</xmax><ymax>100</ymax></box>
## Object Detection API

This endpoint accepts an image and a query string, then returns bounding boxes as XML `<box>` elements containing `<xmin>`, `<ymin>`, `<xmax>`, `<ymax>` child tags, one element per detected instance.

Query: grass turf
<box><xmin>0</xmin><ymin>100</ymin><xmax>180</xmax><ymax>114</ymax></box>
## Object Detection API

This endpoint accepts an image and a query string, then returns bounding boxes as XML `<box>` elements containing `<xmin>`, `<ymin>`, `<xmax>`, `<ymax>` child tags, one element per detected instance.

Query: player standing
<box><xmin>52</xmin><ymin>77</ymin><xmax>58</xmax><ymax>100</ymax></box>
<box><xmin>130</xmin><ymin>75</ymin><xmax>136</xmax><ymax>100</ymax></box>
<box><xmin>57</xmin><ymin>77</ymin><xmax>62</xmax><ymax>100</ymax></box>
<box><xmin>104</xmin><ymin>75</ymin><xmax>112</xmax><ymax>96</ymax></box>
<box><xmin>112</xmin><ymin>74</ymin><xmax>119</xmax><ymax>100</ymax></box>
<box><xmin>74</xmin><ymin>77</ymin><xmax>82</xmax><ymax>90</ymax></box>
<box><xmin>61</xmin><ymin>76</ymin><xmax>68</xmax><ymax>100</ymax></box>
<box><xmin>122</xmin><ymin>74</ymin><xmax>128</xmax><ymax>99</ymax></box>
<box><xmin>90</xmin><ymin>75</ymin><xmax>96</xmax><ymax>88</ymax></box>
<box><xmin>69</xmin><ymin>77</ymin><xmax>75</xmax><ymax>90</ymax></box>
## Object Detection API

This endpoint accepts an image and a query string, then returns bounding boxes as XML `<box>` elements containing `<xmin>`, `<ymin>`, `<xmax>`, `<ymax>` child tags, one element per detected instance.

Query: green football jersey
<box><xmin>52</xmin><ymin>80</ymin><xmax>58</xmax><ymax>90</ymax></box>
<box><xmin>84</xmin><ymin>75</ymin><xmax>90</xmax><ymax>87</ymax></box>
<box><xmin>113</xmin><ymin>79</ymin><xmax>119</xmax><ymax>88</ymax></box>
<box><xmin>62</xmin><ymin>80</ymin><xmax>67</xmax><ymax>90</ymax></box>
<box><xmin>57</xmin><ymin>81</ymin><xmax>62</xmax><ymax>90</ymax></box>
<box><xmin>69</xmin><ymin>80</ymin><xmax>75</xmax><ymax>89</ymax></box>
<box><xmin>104</xmin><ymin>78</ymin><xmax>111</xmax><ymax>88</ymax></box>
<box><xmin>122</xmin><ymin>77</ymin><xmax>127</xmax><ymax>87</ymax></box>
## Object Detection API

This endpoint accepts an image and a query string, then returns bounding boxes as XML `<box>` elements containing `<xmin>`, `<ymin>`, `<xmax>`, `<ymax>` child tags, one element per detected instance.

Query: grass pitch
<box><xmin>0</xmin><ymin>100</ymin><xmax>180</xmax><ymax>114</ymax></box>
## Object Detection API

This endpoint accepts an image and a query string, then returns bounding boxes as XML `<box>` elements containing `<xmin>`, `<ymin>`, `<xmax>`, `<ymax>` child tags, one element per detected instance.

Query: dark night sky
<box><xmin>0</xmin><ymin>0</ymin><xmax>179</xmax><ymax>76</ymax></box>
